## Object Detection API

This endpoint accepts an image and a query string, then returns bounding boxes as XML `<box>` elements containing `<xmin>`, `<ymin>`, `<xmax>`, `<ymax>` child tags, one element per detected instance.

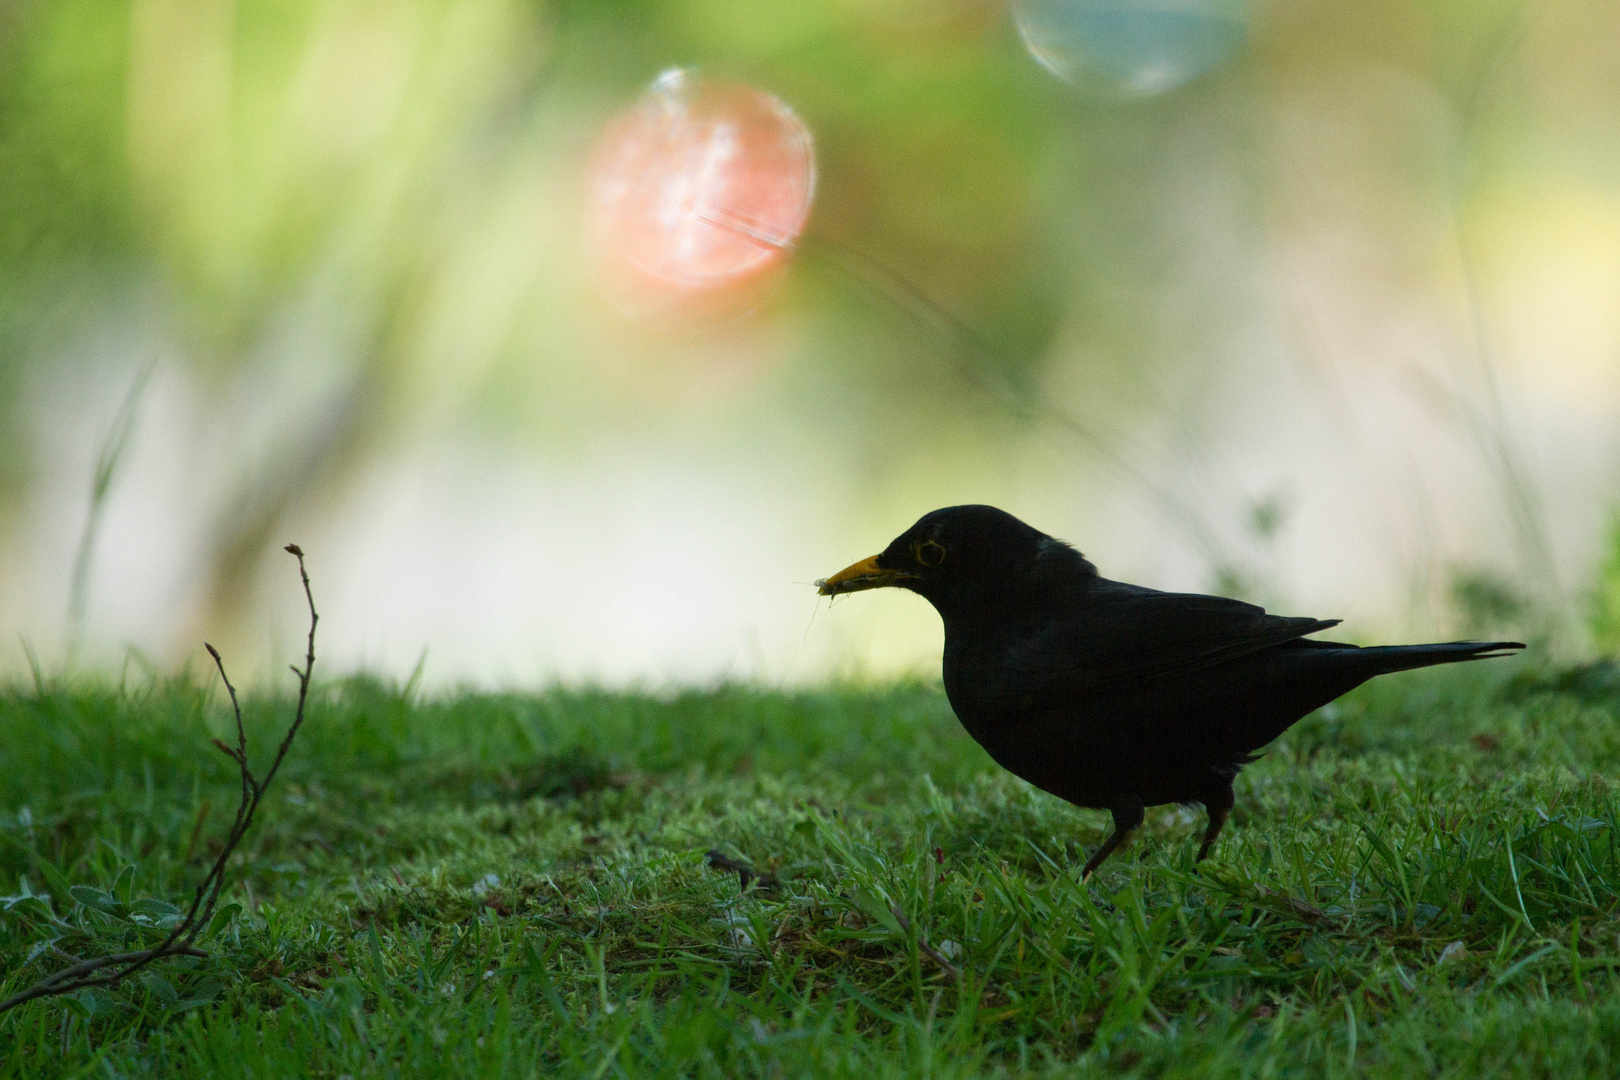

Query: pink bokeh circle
<box><xmin>586</xmin><ymin>70</ymin><xmax>816</xmax><ymax>309</ymax></box>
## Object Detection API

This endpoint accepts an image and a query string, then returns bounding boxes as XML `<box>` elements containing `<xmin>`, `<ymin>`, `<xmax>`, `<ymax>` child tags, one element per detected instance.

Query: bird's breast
<box><xmin>940</xmin><ymin>630</ymin><xmax>1074</xmax><ymax>748</ymax></box>
<box><xmin>939</xmin><ymin>624</ymin><xmax>1131</xmax><ymax>808</ymax></box>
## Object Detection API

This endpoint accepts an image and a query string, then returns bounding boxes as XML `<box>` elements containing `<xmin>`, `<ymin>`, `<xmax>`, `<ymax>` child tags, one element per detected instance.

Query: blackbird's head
<box><xmin>817</xmin><ymin>505</ymin><xmax>1087</xmax><ymax>616</ymax></box>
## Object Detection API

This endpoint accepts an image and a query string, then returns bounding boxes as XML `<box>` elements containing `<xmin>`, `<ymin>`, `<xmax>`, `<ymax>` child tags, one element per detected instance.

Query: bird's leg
<box><xmin>1080</xmin><ymin>796</ymin><xmax>1145</xmax><ymax>882</ymax></box>
<box><xmin>1196</xmin><ymin>780</ymin><xmax>1235</xmax><ymax>863</ymax></box>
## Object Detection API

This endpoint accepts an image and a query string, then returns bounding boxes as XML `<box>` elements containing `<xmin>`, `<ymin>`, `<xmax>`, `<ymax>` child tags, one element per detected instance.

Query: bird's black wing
<box><xmin>985</xmin><ymin>582</ymin><xmax>1341</xmax><ymax>711</ymax></box>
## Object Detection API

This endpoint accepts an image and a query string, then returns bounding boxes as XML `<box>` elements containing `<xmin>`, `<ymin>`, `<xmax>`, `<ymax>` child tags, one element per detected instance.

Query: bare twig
<box><xmin>1193</xmin><ymin>867</ymin><xmax>1337</xmax><ymax>928</ymax></box>
<box><xmin>1253</xmin><ymin>886</ymin><xmax>1331</xmax><ymax>926</ymax></box>
<box><xmin>705</xmin><ymin>849</ymin><xmax>780</xmax><ymax>892</ymax></box>
<box><xmin>0</xmin><ymin>545</ymin><xmax>318</xmax><ymax>1015</ymax></box>
<box><xmin>889</xmin><ymin>905</ymin><xmax>961</xmax><ymax>983</ymax></box>
<box><xmin>181</xmin><ymin>802</ymin><xmax>211</xmax><ymax>865</ymax></box>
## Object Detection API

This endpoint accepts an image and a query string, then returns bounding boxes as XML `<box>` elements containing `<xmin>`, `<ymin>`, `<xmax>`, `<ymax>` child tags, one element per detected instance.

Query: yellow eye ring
<box><xmin>916</xmin><ymin>540</ymin><xmax>946</xmax><ymax>567</ymax></box>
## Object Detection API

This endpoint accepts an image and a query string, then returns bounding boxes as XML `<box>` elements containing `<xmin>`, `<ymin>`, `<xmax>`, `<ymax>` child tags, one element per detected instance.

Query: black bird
<box><xmin>818</xmin><ymin>505</ymin><xmax>1524</xmax><ymax>879</ymax></box>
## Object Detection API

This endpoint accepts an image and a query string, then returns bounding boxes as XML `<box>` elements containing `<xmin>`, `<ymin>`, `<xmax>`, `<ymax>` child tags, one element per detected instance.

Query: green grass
<box><xmin>2</xmin><ymin>662</ymin><xmax>1619</xmax><ymax>1078</ymax></box>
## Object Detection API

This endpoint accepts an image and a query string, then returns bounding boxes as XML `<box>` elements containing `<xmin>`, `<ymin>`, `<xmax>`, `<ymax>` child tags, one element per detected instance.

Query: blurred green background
<box><xmin>2</xmin><ymin>0</ymin><xmax>1618</xmax><ymax>685</ymax></box>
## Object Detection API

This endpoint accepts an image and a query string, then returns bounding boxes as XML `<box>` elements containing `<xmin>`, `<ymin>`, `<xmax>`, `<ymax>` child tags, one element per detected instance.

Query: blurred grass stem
<box><xmin>65</xmin><ymin>364</ymin><xmax>152</xmax><ymax>666</ymax></box>
<box><xmin>1446</xmin><ymin>0</ymin><xmax>1561</xmax><ymax>642</ymax></box>
<box><xmin>801</xmin><ymin>238</ymin><xmax>1233</xmax><ymax>569</ymax></box>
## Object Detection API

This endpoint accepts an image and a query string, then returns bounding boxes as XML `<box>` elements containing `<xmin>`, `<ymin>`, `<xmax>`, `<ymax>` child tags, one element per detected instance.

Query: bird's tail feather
<box><xmin>1360</xmin><ymin>640</ymin><xmax>1525</xmax><ymax>675</ymax></box>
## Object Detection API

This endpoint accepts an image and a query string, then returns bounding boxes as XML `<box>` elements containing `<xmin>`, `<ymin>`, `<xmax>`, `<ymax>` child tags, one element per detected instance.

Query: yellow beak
<box><xmin>816</xmin><ymin>554</ymin><xmax>915</xmax><ymax>596</ymax></box>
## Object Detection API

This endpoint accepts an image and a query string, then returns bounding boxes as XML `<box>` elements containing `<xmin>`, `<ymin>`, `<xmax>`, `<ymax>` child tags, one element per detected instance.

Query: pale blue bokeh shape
<box><xmin>1012</xmin><ymin>0</ymin><xmax>1248</xmax><ymax>97</ymax></box>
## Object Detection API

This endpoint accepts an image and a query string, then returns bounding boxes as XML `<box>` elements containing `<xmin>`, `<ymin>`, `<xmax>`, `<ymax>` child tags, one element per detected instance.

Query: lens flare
<box><xmin>1011</xmin><ymin>0</ymin><xmax>1247</xmax><ymax>97</ymax></box>
<box><xmin>586</xmin><ymin>69</ymin><xmax>816</xmax><ymax>311</ymax></box>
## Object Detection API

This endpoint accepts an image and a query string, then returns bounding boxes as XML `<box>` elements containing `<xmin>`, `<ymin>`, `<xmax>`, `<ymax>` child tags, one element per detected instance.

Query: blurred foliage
<box><xmin>0</xmin><ymin>0</ymin><xmax>1617</xmax><ymax>666</ymax></box>
<box><xmin>1449</xmin><ymin>565</ymin><xmax>1529</xmax><ymax>640</ymax></box>
<box><xmin>1588</xmin><ymin>513</ymin><xmax>1620</xmax><ymax>654</ymax></box>
<box><xmin>0</xmin><ymin>1</ymin><xmax>132</xmax><ymax>266</ymax></box>
<box><xmin>0</xmin><ymin>0</ymin><xmax>135</xmax><ymax>501</ymax></box>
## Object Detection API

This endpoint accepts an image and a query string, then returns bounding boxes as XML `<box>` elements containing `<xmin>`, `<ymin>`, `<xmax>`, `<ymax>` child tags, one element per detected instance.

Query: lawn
<box><xmin>1</xmin><ymin>661</ymin><xmax>1618</xmax><ymax>1078</ymax></box>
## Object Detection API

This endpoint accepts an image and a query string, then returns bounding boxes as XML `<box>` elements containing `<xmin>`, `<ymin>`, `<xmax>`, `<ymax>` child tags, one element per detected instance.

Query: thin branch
<box><xmin>704</xmin><ymin>849</ymin><xmax>780</xmax><ymax>892</ymax></box>
<box><xmin>181</xmin><ymin>802</ymin><xmax>211</xmax><ymax>865</ymax></box>
<box><xmin>0</xmin><ymin>546</ymin><xmax>319</xmax><ymax>1015</ymax></box>
<box><xmin>889</xmin><ymin>905</ymin><xmax>961</xmax><ymax>983</ymax></box>
<box><xmin>0</xmin><ymin>948</ymin><xmax>212</xmax><ymax>1014</ymax></box>
<box><xmin>258</xmin><ymin>545</ymin><xmax>317</xmax><ymax>799</ymax></box>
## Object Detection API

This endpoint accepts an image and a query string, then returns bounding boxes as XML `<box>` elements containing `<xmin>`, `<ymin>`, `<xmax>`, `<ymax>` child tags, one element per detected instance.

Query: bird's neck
<box><xmin>932</xmin><ymin>595</ymin><xmax>1024</xmax><ymax>638</ymax></box>
<box><xmin>929</xmin><ymin>568</ymin><xmax>1083</xmax><ymax>633</ymax></box>
<box><xmin>934</xmin><ymin>594</ymin><xmax>1043</xmax><ymax>662</ymax></box>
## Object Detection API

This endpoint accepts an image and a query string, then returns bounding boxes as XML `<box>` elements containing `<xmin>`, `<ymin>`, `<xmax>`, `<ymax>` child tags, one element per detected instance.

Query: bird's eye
<box><xmin>916</xmin><ymin>540</ymin><xmax>946</xmax><ymax>567</ymax></box>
